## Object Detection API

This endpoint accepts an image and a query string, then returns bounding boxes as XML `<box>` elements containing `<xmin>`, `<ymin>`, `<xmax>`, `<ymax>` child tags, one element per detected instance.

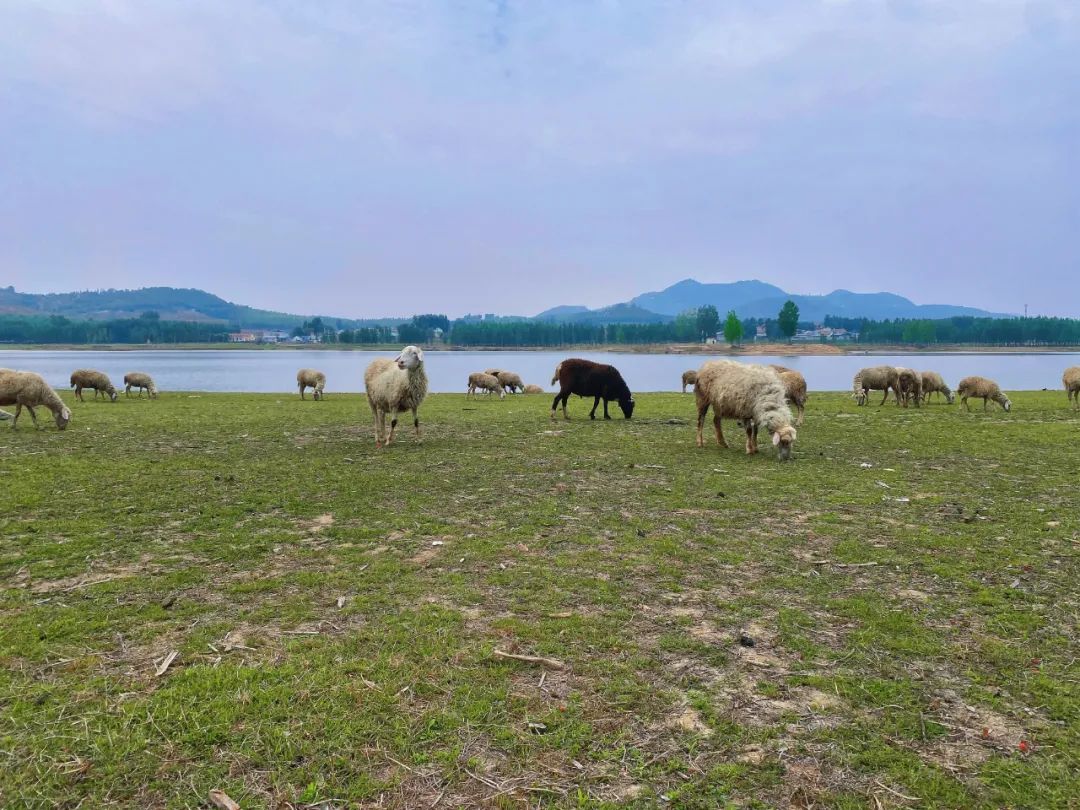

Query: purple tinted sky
<box><xmin>1</xmin><ymin>1</ymin><xmax>1078</xmax><ymax>318</ymax></box>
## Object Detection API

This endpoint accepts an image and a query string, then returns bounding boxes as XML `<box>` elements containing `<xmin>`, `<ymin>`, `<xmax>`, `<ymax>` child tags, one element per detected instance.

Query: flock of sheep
<box><xmin>3</xmin><ymin>353</ymin><xmax>1079</xmax><ymax>462</ymax></box>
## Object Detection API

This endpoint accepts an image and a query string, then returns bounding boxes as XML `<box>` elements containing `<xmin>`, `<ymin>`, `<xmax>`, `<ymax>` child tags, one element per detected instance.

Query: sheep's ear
<box><xmin>415</xmin><ymin>348</ymin><xmax>424</xmax><ymax>362</ymax></box>
<box><xmin>772</xmin><ymin>432</ymin><xmax>781</xmax><ymax>446</ymax></box>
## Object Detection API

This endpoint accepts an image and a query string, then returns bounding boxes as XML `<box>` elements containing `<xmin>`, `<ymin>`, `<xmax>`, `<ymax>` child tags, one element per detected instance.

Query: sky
<box><xmin>1</xmin><ymin>1</ymin><xmax>1078</xmax><ymax>319</ymax></box>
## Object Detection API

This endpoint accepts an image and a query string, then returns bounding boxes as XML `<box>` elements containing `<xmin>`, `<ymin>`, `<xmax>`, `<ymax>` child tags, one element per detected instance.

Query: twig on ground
<box><xmin>208</xmin><ymin>789</ymin><xmax>240</xmax><ymax>810</ymax></box>
<box><xmin>154</xmin><ymin>650</ymin><xmax>178</xmax><ymax>677</ymax></box>
<box><xmin>493</xmin><ymin>649</ymin><xmax>567</xmax><ymax>670</ymax></box>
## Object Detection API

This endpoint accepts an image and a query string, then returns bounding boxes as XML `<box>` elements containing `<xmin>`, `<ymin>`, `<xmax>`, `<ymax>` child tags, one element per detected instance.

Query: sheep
<box><xmin>852</xmin><ymin>365</ymin><xmax>900</xmax><ymax>406</ymax></box>
<box><xmin>957</xmin><ymin>376</ymin><xmax>1011</xmax><ymax>412</ymax></box>
<box><xmin>124</xmin><ymin>372</ymin><xmax>158</xmax><ymax>399</ymax></box>
<box><xmin>70</xmin><ymin>369</ymin><xmax>117</xmax><ymax>402</ymax></box>
<box><xmin>495</xmin><ymin>370</ymin><xmax>524</xmax><ymax>394</ymax></box>
<box><xmin>551</xmin><ymin>358</ymin><xmax>634</xmax><ymax>420</ymax></box>
<box><xmin>364</xmin><ymin>346</ymin><xmax>428</xmax><ymax>447</ymax></box>
<box><xmin>895</xmin><ymin>368</ymin><xmax>923</xmax><ymax>408</ymax></box>
<box><xmin>484</xmin><ymin>368</ymin><xmax>503</xmax><ymax>377</ymax></box>
<box><xmin>522</xmin><ymin>384</ymin><xmax>545</xmax><ymax>394</ymax></box>
<box><xmin>920</xmin><ymin>371</ymin><xmax>954</xmax><ymax>404</ymax></box>
<box><xmin>1064</xmin><ymin>366</ymin><xmax>1080</xmax><ymax>409</ymax></box>
<box><xmin>770</xmin><ymin>366</ymin><xmax>807</xmax><ymax>426</ymax></box>
<box><xmin>694</xmin><ymin>360</ymin><xmax>796</xmax><ymax>461</ymax></box>
<box><xmin>296</xmin><ymin>368</ymin><xmax>326</xmax><ymax>400</ymax></box>
<box><xmin>467</xmin><ymin>372</ymin><xmax>505</xmax><ymax>399</ymax></box>
<box><xmin>0</xmin><ymin>369</ymin><xmax>72</xmax><ymax>430</ymax></box>
<box><xmin>681</xmin><ymin>370</ymin><xmax>697</xmax><ymax>393</ymax></box>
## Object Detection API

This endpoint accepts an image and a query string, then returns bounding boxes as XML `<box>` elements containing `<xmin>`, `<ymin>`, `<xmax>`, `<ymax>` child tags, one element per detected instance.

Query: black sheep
<box><xmin>551</xmin><ymin>358</ymin><xmax>635</xmax><ymax>420</ymax></box>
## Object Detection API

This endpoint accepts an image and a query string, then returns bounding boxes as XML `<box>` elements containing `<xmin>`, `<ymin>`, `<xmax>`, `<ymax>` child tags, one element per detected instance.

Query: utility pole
<box><xmin>1024</xmin><ymin>304</ymin><xmax>1028</xmax><ymax>318</ymax></box>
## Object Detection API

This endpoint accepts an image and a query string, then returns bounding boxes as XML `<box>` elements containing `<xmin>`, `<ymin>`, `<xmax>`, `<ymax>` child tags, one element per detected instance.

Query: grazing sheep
<box><xmin>1064</xmin><ymin>366</ymin><xmax>1080</xmax><ymax>409</ymax></box>
<box><xmin>296</xmin><ymin>368</ymin><xmax>326</xmax><ymax>400</ymax></box>
<box><xmin>681</xmin><ymin>370</ymin><xmax>697</xmax><ymax>393</ymax></box>
<box><xmin>694</xmin><ymin>361</ymin><xmax>796</xmax><ymax>461</ymax></box>
<box><xmin>957</xmin><ymin>376</ymin><xmax>1011</xmax><ymax>412</ymax></box>
<box><xmin>495</xmin><ymin>370</ymin><xmax>524</xmax><ymax>394</ymax></box>
<box><xmin>770</xmin><ymin>366</ymin><xmax>807</xmax><ymax>426</ymax></box>
<box><xmin>0</xmin><ymin>369</ymin><xmax>71</xmax><ymax>430</ymax></box>
<box><xmin>522</xmin><ymin>384</ymin><xmax>545</xmax><ymax>394</ymax></box>
<box><xmin>895</xmin><ymin>368</ymin><xmax>923</xmax><ymax>408</ymax></box>
<box><xmin>70</xmin><ymin>369</ymin><xmax>117</xmax><ymax>402</ymax></box>
<box><xmin>364</xmin><ymin>346</ymin><xmax>428</xmax><ymax>447</ymax></box>
<box><xmin>484</xmin><ymin>368</ymin><xmax>503</xmax><ymax>377</ymax></box>
<box><xmin>124</xmin><ymin>372</ymin><xmax>158</xmax><ymax>399</ymax></box>
<box><xmin>467</xmin><ymin>372</ymin><xmax>505</xmax><ymax>399</ymax></box>
<box><xmin>920</xmin><ymin>371</ymin><xmax>954</xmax><ymax>404</ymax></box>
<box><xmin>853</xmin><ymin>365</ymin><xmax>900</xmax><ymax>406</ymax></box>
<box><xmin>551</xmin><ymin>358</ymin><xmax>634</xmax><ymax>420</ymax></box>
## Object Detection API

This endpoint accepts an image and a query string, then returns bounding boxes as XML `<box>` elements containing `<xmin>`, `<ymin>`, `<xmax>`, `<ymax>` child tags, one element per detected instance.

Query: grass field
<box><xmin>1</xmin><ymin>390</ymin><xmax>1077</xmax><ymax>808</ymax></box>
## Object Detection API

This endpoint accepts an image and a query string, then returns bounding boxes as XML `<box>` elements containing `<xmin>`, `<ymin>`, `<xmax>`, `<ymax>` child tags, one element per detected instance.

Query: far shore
<box><xmin>3</xmin><ymin>341</ymin><xmax>1080</xmax><ymax>355</ymax></box>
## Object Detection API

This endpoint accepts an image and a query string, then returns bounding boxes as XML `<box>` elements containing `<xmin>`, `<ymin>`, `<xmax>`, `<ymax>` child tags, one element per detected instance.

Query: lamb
<box><xmin>770</xmin><ymin>366</ymin><xmax>807</xmax><ymax>426</ymax></box>
<box><xmin>551</xmin><ymin>358</ymin><xmax>635</xmax><ymax>420</ymax></box>
<box><xmin>364</xmin><ymin>346</ymin><xmax>428</xmax><ymax>447</ymax></box>
<box><xmin>694</xmin><ymin>360</ymin><xmax>796</xmax><ymax>461</ymax></box>
<box><xmin>495</xmin><ymin>370</ymin><xmax>524</xmax><ymax>394</ymax></box>
<box><xmin>0</xmin><ymin>369</ymin><xmax>72</xmax><ymax>430</ymax></box>
<box><xmin>681</xmin><ymin>370</ymin><xmax>697</xmax><ymax>393</ymax></box>
<box><xmin>467</xmin><ymin>372</ymin><xmax>505</xmax><ymax>399</ymax></box>
<box><xmin>920</xmin><ymin>371</ymin><xmax>954</xmax><ymax>404</ymax></box>
<box><xmin>124</xmin><ymin>372</ymin><xmax>158</xmax><ymax>399</ymax></box>
<box><xmin>296</xmin><ymin>368</ymin><xmax>326</xmax><ymax>400</ymax></box>
<box><xmin>895</xmin><ymin>368</ymin><xmax>923</xmax><ymax>408</ymax></box>
<box><xmin>957</xmin><ymin>376</ymin><xmax>1011</xmax><ymax>412</ymax></box>
<box><xmin>522</xmin><ymin>384</ymin><xmax>545</xmax><ymax>394</ymax></box>
<box><xmin>852</xmin><ymin>365</ymin><xmax>900</xmax><ymax>406</ymax></box>
<box><xmin>1063</xmin><ymin>366</ymin><xmax>1080</xmax><ymax>409</ymax></box>
<box><xmin>70</xmin><ymin>369</ymin><xmax>117</xmax><ymax>402</ymax></box>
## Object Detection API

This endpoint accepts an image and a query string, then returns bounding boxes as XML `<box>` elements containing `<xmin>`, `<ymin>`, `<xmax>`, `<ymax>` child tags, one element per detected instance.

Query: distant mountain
<box><xmin>534</xmin><ymin>305</ymin><xmax>590</xmax><ymax>321</ymax></box>
<box><xmin>0</xmin><ymin>286</ymin><xmax>394</xmax><ymax>329</ymax></box>
<box><xmin>539</xmin><ymin>279</ymin><xmax>1007</xmax><ymax>323</ymax></box>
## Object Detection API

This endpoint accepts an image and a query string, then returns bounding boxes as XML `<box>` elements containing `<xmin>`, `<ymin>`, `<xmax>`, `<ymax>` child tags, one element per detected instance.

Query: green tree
<box><xmin>696</xmin><ymin>305</ymin><xmax>720</xmax><ymax>341</ymax></box>
<box><xmin>723</xmin><ymin>310</ymin><xmax>743</xmax><ymax>346</ymax></box>
<box><xmin>778</xmin><ymin>300</ymin><xmax>800</xmax><ymax>341</ymax></box>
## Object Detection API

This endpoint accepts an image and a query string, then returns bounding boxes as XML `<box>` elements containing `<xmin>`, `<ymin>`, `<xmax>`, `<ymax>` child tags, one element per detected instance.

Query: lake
<box><xmin>1</xmin><ymin>349</ymin><xmax>1076</xmax><ymax>394</ymax></box>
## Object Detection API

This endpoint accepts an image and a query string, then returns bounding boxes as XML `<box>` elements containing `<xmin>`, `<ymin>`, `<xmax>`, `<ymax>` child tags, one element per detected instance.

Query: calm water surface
<box><xmin>1</xmin><ymin>349</ymin><xmax>1076</xmax><ymax>394</ymax></box>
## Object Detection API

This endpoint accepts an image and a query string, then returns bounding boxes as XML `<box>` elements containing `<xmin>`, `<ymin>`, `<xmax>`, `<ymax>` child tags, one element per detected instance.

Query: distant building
<box><xmin>755</xmin><ymin>324</ymin><xmax>767</xmax><ymax>340</ymax></box>
<box><xmin>229</xmin><ymin>331</ymin><xmax>258</xmax><ymax>343</ymax></box>
<box><xmin>792</xmin><ymin>326</ymin><xmax>859</xmax><ymax>342</ymax></box>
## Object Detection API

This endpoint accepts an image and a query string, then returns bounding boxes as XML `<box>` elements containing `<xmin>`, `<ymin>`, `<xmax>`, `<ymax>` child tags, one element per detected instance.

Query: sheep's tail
<box><xmin>550</xmin><ymin>362</ymin><xmax>562</xmax><ymax>386</ymax></box>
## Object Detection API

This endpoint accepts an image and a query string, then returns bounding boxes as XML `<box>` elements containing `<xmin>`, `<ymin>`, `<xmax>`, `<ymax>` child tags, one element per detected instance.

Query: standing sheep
<box><xmin>681</xmin><ymin>370</ymin><xmax>697</xmax><ymax>393</ymax></box>
<box><xmin>694</xmin><ymin>361</ymin><xmax>797</xmax><ymax>461</ymax></box>
<box><xmin>364</xmin><ymin>346</ymin><xmax>428</xmax><ymax>447</ymax></box>
<box><xmin>1063</xmin><ymin>366</ymin><xmax>1080</xmax><ymax>409</ymax></box>
<box><xmin>467</xmin><ymin>372</ymin><xmax>505</xmax><ymax>399</ymax></box>
<box><xmin>920</xmin><ymin>371</ymin><xmax>954</xmax><ymax>404</ymax></box>
<box><xmin>895</xmin><ymin>368</ymin><xmax>923</xmax><ymax>408</ymax></box>
<box><xmin>124</xmin><ymin>372</ymin><xmax>158</xmax><ymax>399</ymax></box>
<box><xmin>551</xmin><ymin>359</ymin><xmax>635</xmax><ymax>420</ymax></box>
<box><xmin>957</xmin><ymin>376</ymin><xmax>1011</xmax><ymax>412</ymax></box>
<box><xmin>522</xmin><ymin>384</ymin><xmax>545</xmax><ymax>394</ymax></box>
<box><xmin>484</xmin><ymin>368</ymin><xmax>503</xmax><ymax>377</ymax></box>
<box><xmin>770</xmin><ymin>366</ymin><xmax>807</xmax><ymax>426</ymax></box>
<box><xmin>0</xmin><ymin>369</ymin><xmax>71</xmax><ymax>430</ymax></box>
<box><xmin>495</xmin><ymin>371</ymin><xmax>524</xmax><ymax>394</ymax></box>
<box><xmin>853</xmin><ymin>365</ymin><xmax>900</xmax><ymax>406</ymax></box>
<box><xmin>70</xmin><ymin>369</ymin><xmax>118</xmax><ymax>402</ymax></box>
<box><xmin>296</xmin><ymin>368</ymin><xmax>326</xmax><ymax>400</ymax></box>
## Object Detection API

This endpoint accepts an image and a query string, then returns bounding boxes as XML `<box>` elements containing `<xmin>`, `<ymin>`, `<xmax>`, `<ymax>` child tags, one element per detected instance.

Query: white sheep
<box><xmin>694</xmin><ymin>361</ymin><xmax>797</xmax><ymax>461</ymax></box>
<box><xmin>0</xmin><ymin>369</ymin><xmax>72</xmax><ymax>430</ymax></box>
<box><xmin>920</xmin><ymin>371</ymin><xmax>954</xmax><ymax>404</ymax></box>
<box><xmin>1064</xmin><ymin>366</ymin><xmax>1080</xmax><ymax>409</ymax></box>
<box><xmin>70</xmin><ymin>369</ymin><xmax>118</xmax><ymax>402</ymax></box>
<box><xmin>467</xmin><ymin>372</ymin><xmax>505</xmax><ymax>399</ymax></box>
<box><xmin>522</xmin><ymin>384</ymin><xmax>545</xmax><ymax>394</ymax></box>
<box><xmin>364</xmin><ymin>346</ymin><xmax>428</xmax><ymax>447</ymax></box>
<box><xmin>495</xmin><ymin>370</ymin><xmax>524</xmax><ymax>393</ymax></box>
<box><xmin>296</xmin><ymin>368</ymin><xmax>326</xmax><ymax>400</ymax></box>
<box><xmin>957</xmin><ymin>376</ymin><xmax>1011</xmax><ymax>412</ymax></box>
<box><xmin>852</xmin><ymin>365</ymin><xmax>900</xmax><ymax>406</ymax></box>
<box><xmin>124</xmin><ymin>372</ymin><xmax>158</xmax><ymax>399</ymax></box>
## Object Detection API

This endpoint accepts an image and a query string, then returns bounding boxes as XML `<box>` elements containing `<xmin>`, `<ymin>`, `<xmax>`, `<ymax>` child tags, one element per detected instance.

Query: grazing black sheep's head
<box><xmin>620</xmin><ymin>396</ymin><xmax>635</xmax><ymax>419</ymax></box>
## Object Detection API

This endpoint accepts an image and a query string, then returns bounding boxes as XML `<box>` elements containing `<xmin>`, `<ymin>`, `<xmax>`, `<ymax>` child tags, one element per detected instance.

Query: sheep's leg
<box><xmin>713</xmin><ymin>414</ymin><xmax>727</xmax><ymax>448</ymax></box>
<box><xmin>983</xmin><ymin>397</ymin><xmax>988</xmax><ymax>411</ymax></box>
<box><xmin>125</xmin><ymin>385</ymin><xmax>131</xmax><ymax>398</ymax></box>
<box><xmin>26</xmin><ymin>405</ymin><xmax>40</xmax><ymax>429</ymax></box>
<box><xmin>374</xmin><ymin>409</ymin><xmax>385</xmax><ymax>447</ymax></box>
<box><xmin>387</xmin><ymin>414</ymin><xmax>399</xmax><ymax>445</ymax></box>
<box><xmin>550</xmin><ymin>393</ymin><xmax>560</xmax><ymax>420</ymax></box>
<box><xmin>795</xmin><ymin>404</ymin><xmax>804</xmax><ymax>426</ymax></box>
<box><xmin>695</xmin><ymin>401</ymin><xmax>709</xmax><ymax>447</ymax></box>
<box><xmin>12</xmin><ymin>404</ymin><xmax>21</xmax><ymax>428</ymax></box>
<box><xmin>878</xmin><ymin>388</ymin><xmax>889</xmax><ymax>406</ymax></box>
<box><xmin>961</xmin><ymin>396</ymin><xmax>969</xmax><ymax>411</ymax></box>
<box><xmin>603</xmin><ymin>398</ymin><xmax>611</xmax><ymax>419</ymax></box>
<box><xmin>299</xmin><ymin>384</ymin><xmax>305</xmax><ymax>400</ymax></box>
<box><xmin>589</xmin><ymin>396</ymin><xmax>600</xmax><ymax>419</ymax></box>
<box><xmin>412</xmin><ymin>407</ymin><xmax>421</xmax><ymax>440</ymax></box>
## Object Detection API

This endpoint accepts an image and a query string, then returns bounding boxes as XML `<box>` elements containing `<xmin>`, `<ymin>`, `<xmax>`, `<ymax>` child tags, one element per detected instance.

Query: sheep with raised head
<box><xmin>852</xmin><ymin>365</ymin><xmax>900</xmax><ymax>406</ymax></box>
<box><xmin>467</xmin><ymin>372</ymin><xmax>505</xmax><ymax>399</ymax></box>
<box><xmin>296</xmin><ymin>368</ymin><xmax>326</xmax><ymax>400</ymax></box>
<box><xmin>1063</xmin><ymin>366</ymin><xmax>1080</xmax><ymax>409</ymax></box>
<box><xmin>920</xmin><ymin>371</ymin><xmax>954</xmax><ymax>404</ymax></box>
<box><xmin>681</xmin><ymin>370</ymin><xmax>697</xmax><ymax>393</ymax></box>
<box><xmin>895</xmin><ymin>368</ymin><xmax>923</xmax><ymax>408</ymax></box>
<box><xmin>364</xmin><ymin>346</ymin><xmax>428</xmax><ymax>447</ymax></box>
<box><xmin>70</xmin><ymin>369</ymin><xmax>117</xmax><ymax>402</ymax></box>
<box><xmin>957</xmin><ymin>376</ymin><xmax>1011</xmax><ymax>412</ymax></box>
<box><xmin>694</xmin><ymin>361</ymin><xmax>797</xmax><ymax>461</ymax></box>
<box><xmin>124</xmin><ymin>372</ymin><xmax>158</xmax><ymax>399</ymax></box>
<box><xmin>1</xmin><ymin>369</ymin><xmax>71</xmax><ymax>430</ymax></box>
<box><xmin>769</xmin><ymin>365</ymin><xmax>807</xmax><ymax>426</ymax></box>
<box><xmin>522</xmin><ymin>384</ymin><xmax>545</xmax><ymax>394</ymax></box>
<box><xmin>495</xmin><ymin>370</ymin><xmax>524</xmax><ymax>394</ymax></box>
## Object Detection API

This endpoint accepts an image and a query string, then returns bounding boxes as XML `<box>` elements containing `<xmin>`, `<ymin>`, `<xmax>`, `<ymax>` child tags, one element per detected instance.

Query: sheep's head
<box><xmin>396</xmin><ymin>346</ymin><xmax>423</xmax><ymax>370</ymax></box>
<box><xmin>1000</xmin><ymin>395</ymin><xmax>1012</xmax><ymax>412</ymax></box>
<box><xmin>619</xmin><ymin>396</ymin><xmax>635</xmax><ymax>419</ymax></box>
<box><xmin>313</xmin><ymin>390</ymin><xmax>322</xmax><ymax>400</ymax></box>
<box><xmin>771</xmin><ymin>425</ymin><xmax>797</xmax><ymax>462</ymax></box>
<box><xmin>107</xmin><ymin>387</ymin><xmax>118</xmax><ymax>402</ymax></box>
<box><xmin>55</xmin><ymin>406</ymin><xmax>71</xmax><ymax>431</ymax></box>
<box><xmin>945</xmin><ymin>390</ymin><xmax>955</xmax><ymax>404</ymax></box>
